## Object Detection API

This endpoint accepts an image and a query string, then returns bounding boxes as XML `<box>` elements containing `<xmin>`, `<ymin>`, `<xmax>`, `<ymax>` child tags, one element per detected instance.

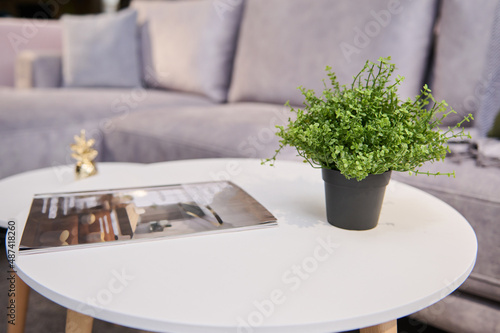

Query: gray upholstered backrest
<box><xmin>430</xmin><ymin>0</ymin><xmax>498</xmax><ymax>128</ymax></box>
<box><xmin>228</xmin><ymin>0</ymin><xmax>438</xmax><ymax>106</ymax></box>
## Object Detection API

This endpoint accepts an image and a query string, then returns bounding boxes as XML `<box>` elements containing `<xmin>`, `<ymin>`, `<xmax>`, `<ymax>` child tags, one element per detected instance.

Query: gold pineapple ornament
<box><xmin>71</xmin><ymin>130</ymin><xmax>98</xmax><ymax>180</ymax></box>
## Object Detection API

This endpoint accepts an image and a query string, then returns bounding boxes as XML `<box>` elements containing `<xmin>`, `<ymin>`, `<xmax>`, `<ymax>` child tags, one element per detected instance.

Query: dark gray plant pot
<box><xmin>321</xmin><ymin>168</ymin><xmax>392</xmax><ymax>230</ymax></box>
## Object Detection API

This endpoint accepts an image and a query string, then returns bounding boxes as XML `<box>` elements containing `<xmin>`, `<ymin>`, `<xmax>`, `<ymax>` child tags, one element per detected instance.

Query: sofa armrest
<box><xmin>15</xmin><ymin>50</ymin><xmax>62</xmax><ymax>88</ymax></box>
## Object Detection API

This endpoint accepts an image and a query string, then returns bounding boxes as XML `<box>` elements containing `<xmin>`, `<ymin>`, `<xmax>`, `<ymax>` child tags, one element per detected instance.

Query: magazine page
<box><xmin>19</xmin><ymin>181</ymin><xmax>276</xmax><ymax>254</ymax></box>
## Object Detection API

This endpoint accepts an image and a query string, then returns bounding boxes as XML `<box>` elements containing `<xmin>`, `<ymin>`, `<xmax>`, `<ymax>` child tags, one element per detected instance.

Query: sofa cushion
<box><xmin>431</xmin><ymin>0</ymin><xmax>498</xmax><ymax>128</ymax></box>
<box><xmin>61</xmin><ymin>8</ymin><xmax>141</xmax><ymax>88</ymax></box>
<box><xmin>0</xmin><ymin>88</ymin><xmax>213</xmax><ymax>179</ymax></box>
<box><xmin>392</xmin><ymin>159</ymin><xmax>500</xmax><ymax>303</ymax></box>
<box><xmin>0</xmin><ymin>88</ymin><xmax>212</xmax><ymax>131</ymax></box>
<box><xmin>412</xmin><ymin>291</ymin><xmax>500</xmax><ymax>333</ymax></box>
<box><xmin>228</xmin><ymin>0</ymin><xmax>437</xmax><ymax>106</ymax></box>
<box><xmin>476</xmin><ymin>1</ymin><xmax>500</xmax><ymax>137</ymax></box>
<box><xmin>103</xmin><ymin>102</ymin><xmax>299</xmax><ymax>163</ymax></box>
<box><xmin>132</xmin><ymin>0</ymin><xmax>243</xmax><ymax>103</ymax></box>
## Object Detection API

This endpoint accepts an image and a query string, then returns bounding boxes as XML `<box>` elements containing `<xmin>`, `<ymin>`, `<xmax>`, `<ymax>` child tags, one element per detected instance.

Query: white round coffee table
<box><xmin>8</xmin><ymin>159</ymin><xmax>477</xmax><ymax>333</ymax></box>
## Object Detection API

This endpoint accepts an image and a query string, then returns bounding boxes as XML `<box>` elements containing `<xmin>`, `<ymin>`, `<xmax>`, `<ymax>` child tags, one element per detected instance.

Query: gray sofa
<box><xmin>1</xmin><ymin>1</ymin><xmax>499</xmax><ymax>332</ymax></box>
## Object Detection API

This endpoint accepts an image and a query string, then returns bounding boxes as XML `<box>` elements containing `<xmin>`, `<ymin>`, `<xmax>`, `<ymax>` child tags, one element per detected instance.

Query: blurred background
<box><xmin>0</xmin><ymin>0</ymin><xmax>131</xmax><ymax>18</ymax></box>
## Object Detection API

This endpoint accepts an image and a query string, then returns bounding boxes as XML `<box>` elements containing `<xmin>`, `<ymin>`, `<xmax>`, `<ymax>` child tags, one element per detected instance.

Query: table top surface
<box><xmin>4</xmin><ymin>159</ymin><xmax>477</xmax><ymax>333</ymax></box>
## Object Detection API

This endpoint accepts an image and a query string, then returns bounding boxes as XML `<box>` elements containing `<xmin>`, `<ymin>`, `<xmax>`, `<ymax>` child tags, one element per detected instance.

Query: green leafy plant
<box><xmin>264</xmin><ymin>57</ymin><xmax>473</xmax><ymax>181</ymax></box>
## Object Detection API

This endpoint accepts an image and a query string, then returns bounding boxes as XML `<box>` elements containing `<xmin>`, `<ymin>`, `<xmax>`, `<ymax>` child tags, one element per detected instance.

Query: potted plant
<box><xmin>264</xmin><ymin>57</ymin><xmax>473</xmax><ymax>230</ymax></box>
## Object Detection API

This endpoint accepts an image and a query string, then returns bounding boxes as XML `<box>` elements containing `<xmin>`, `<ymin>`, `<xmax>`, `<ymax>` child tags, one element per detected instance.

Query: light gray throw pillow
<box><xmin>432</xmin><ymin>0</ymin><xmax>497</xmax><ymax>128</ymax></box>
<box><xmin>62</xmin><ymin>8</ymin><xmax>141</xmax><ymax>88</ymax></box>
<box><xmin>228</xmin><ymin>0</ymin><xmax>437</xmax><ymax>106</ymax></box>
<box><xmin>476</xmin><ymin>1</ymin><xmax>500</xmax><ymax>138</ymax></box>
<box><xmin>132</xmin><ymin>0</ymin><xmax>244</xmax><ymax>102</ymax></box>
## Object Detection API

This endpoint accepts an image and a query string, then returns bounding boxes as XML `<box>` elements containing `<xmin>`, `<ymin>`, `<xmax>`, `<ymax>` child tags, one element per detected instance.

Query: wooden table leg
<box><xmin>7</xmin><ymin>273</ymin><xmax>30</xmax><ymax>333</ymax></box>
<box><xmin>360</xmin><ymin>319</ymin><xmax>397</xmax><ymax>333</ymax></box>
<box><xmin>65</xmin><ymin>309</ymin><xmax>94</xmax><ymax>333</ymax></box>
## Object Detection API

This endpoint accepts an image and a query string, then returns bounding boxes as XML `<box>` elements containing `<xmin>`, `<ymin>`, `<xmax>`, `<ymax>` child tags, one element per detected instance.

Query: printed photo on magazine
<box><xmin>19</xmin><ymin>181</ymin><xmax>277</xmax><ymax>254</ymax></box>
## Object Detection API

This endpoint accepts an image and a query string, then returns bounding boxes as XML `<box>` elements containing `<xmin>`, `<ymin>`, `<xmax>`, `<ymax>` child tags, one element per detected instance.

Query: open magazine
<box><xmin>20</xmin><ymin>181</ymin><xmax>277</xmax><ymax>254</ymax></box>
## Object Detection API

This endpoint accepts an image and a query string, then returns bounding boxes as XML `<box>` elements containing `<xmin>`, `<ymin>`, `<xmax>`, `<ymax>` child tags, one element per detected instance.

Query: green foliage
<box><xmin>487</xmin><ymin>109</ymin><xmax>500</xmax><ymax>138</ymax></box>
<box><xmin>264</xmin><ymin>57</ymin><xmax>473</xmax><ymax>181</ymax></box>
